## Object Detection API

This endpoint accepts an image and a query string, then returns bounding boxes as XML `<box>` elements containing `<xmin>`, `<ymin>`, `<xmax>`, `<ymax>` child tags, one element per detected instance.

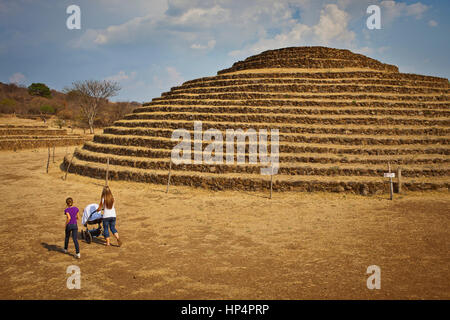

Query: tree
<box><xmin>106</xmin><ymin>101</ymin><xmax>136</xmax><ymax>124</ymax></box>
<box><xmin>0</xmin><ymin>98</ymin><xmax>16</xmax><ymax>113</ymax></box>
<box><xmin>28</xmin><ymin>83</ymin><xmax>52</xmax><ymax>98</ymax></box>
<box><xmin>40</xmin><ymin>104</ymin><xmax>56</xmax><ymax>114</ymax></box>
<box><xmin>64</xmin><ymin>80</ymin><xmax>121</xmax><ymax>134</ymax></box>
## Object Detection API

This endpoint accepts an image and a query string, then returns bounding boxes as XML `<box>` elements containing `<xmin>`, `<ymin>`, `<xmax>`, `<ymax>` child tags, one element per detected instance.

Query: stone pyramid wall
<box><xmin>64</xmin><ymin>46</ymin><xmax>450</xmax><ymax>194</ymax></box>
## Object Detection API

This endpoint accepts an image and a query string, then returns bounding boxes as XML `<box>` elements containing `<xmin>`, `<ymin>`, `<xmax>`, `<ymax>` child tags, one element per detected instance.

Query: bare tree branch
<box><xmin>64</xmin><ymin>80</ymin><xmax>121</xmax><ymax>134</ymax></box>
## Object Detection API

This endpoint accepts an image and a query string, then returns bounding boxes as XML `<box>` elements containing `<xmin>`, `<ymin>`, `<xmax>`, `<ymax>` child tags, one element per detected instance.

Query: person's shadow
<box><xmin>41</xmin><ymin>242</ymin><xmax>75</xmax><ymax>256</ymax></box>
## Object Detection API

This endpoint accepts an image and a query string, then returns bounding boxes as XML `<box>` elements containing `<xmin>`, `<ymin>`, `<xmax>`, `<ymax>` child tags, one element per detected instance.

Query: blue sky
<box><xmin>0</xmin><ymin>0</ymin><xmax>448</xmax><ymax>102</ymax></box>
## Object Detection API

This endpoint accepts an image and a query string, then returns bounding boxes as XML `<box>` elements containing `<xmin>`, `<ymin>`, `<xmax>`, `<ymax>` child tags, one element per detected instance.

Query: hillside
<box><xmin>0</xmin><ymin>82</ymin><xmax>139</xmax><ymax>128</ymax></box>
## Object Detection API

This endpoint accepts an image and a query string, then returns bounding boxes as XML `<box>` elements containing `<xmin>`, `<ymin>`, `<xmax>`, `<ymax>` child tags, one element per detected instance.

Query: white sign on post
<box><xmin>384</xmin><ymin>173</ymin><xmax>395</xmax><ymax>178</ymax></box>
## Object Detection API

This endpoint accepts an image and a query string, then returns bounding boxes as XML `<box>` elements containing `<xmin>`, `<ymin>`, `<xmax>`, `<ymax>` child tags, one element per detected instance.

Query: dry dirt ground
<box><xmin>0</xmin><ymin>146</ymin><xmax>448</xmax><ymax>300</ymax></box>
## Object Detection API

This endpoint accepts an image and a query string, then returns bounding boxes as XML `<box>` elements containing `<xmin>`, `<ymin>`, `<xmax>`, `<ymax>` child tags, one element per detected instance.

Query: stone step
<box><xmin>104</xmin><ymin>125</ymin><xmax>450</xmax><ymax>138</ymax></box>
<box><xmin>121</xmin><ymin>112</ymin><xmax>449</xmax><ymax>126</ymax></box>
<box><xmin>83</xmin><ymin>140</ymin><xmax>450</xmax><ymax>159</ymax></box>
<box><xmin>0</xmin><ymin>135</ymin><xmax>81</xmax><ymax>140</ymax></box>
<box><xmin>0</xmin><ymin>137</ymin><xmax>88</xmax><ymax>150</ymax></box>
<box><xmin>171</xmin><ymin>78</ymin><xmax>449</xmax><ymax>91</ymax></box>
<box><xmin>151</xmin><ymin>92</ymin><xmax>450</xmax><ymax>103</ymax></box>
<box><xmin>0</xmin><ymin>125</ymin><xmax>49</xmax><ymax>129</ymax></box>
<box><xmin>103</xmin><ymin>122</ymin><xmax>450</xmax><ymax>138</ymax></box>
<box><xmin>182</xmin><ymin>70</ymin><xmax>448</xmax><ymax>86</ymax></box>
<box><xmin>162</xmin><ymin>83</ymin><xmax>449</xmax><ymax>96</ymax></box>
<box><xmin>113</xmin><ymin>119</ymin><xmax>450</xmax><ymax>135</ymax></box>
<box><xmin>143</xmin><ymin>99</ymin><xmax>450</xmax><ymax>109</ymax></box>
<box><xmin>133</xmin><ymin>105</ymin><xmax>450</xmax><ymax>118</ymax></box>
<box><xmin>0</xmin><ymin>128</ymin><xmax>68</xmax><ymax>136</ymax></box>
<box><xmin>83</xmin><ymin>141</ymin><xmax>450</xmax><ymax>165</ymax></box>
<box><xmin>74</xmin><ymin>148</ymin><xmax>450</xmax><ymax>178</ymax></box>
<box><xmin>91</xmin><ymin>134</ymin><xmax>450</xmax><ymax>154</ymax></box>
<box><xmin>217</xmin><ymin>57</ymin><xmax>399</xmax><ymax>73</ymax></box>
<box><xmin>104</xmin><ymin>126</ymin><xmax>450</xmax><ymax>143</ymax></box>
<box><xmin>64</xmin><ymin>154</ymin><xmax>450</xmax><ymax>193</ymax></box>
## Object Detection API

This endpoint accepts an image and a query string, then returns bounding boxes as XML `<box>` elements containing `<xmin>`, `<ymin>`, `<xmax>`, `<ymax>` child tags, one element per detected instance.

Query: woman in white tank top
<box><xmin>97</xmin><ymin>186</ymin><xmax>122</xmax><ymax>247</ymax></box>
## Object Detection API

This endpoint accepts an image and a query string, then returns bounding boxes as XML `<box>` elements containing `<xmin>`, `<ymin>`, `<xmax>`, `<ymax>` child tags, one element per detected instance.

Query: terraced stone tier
<box><xmin>218</xmin><ymin>47</ymin><xmax>399</xmax><ymax>74</ymax></box>
<box><xmin>0</xmin><ymin>137</ymin><xmax>87</xmax><ymax>150</ymax></box>
<box><xmin>0</xmin><ymin>128</ymin><xmax>68</xmax><ymax>136</ymax></box>
<box><xmin>0</xmin><ymin>125</ymin><xmax>87</xmax><ymax>151</ymax></box>
<box><xmin>0</xmin><ymin>125</ymin><xmax>48</xmax><ymax>129</ymax></box>
<box><xmin>183</xmin><ymin>70</ymin><xmax>448</xmax><ymax>84</ymax></box>
<box><xmin>162</xmin><ymin>84</ymin><xmax>449</xmax><ymax>96</ymax></box>
<box><xmin>82</xmin><ymin>141</ymin><xmax>450</xmax><ymax>165</ymax></box>
<box><xmin>64</xmin><ymin>154</ymin><xmax>449</xmax><ymax>193</ymax></box>
<box><xmin>66</xmin><ymin>46</ymin><xmax>450</xmax><ymax>194</ymax></box>
<box><xmin>144</xmin><ymin>100</ymin><xmax>450</xmax><ymax>110</ymax></box>
<box><xmin>175</xmin><ymin>78</ymin><xmax>448</xmax><ymax>89</ymax></box>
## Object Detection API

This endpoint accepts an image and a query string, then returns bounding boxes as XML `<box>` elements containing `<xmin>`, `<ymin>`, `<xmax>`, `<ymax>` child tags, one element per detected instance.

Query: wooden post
<box><xmin>397</xmin><ymin>167</ymin><xmax>402</xmax><ymax>194</ymax></box>
<box><xmin>105</xmin><ymin>157</ymin><xmax>110</xmax><ymax>186</ymax></box>
<box><xmin>388</xmin><ymin>162</ymin><xmax>393</xmax><ymax>200</ymax></box>
<box><xmin>166</xmin><ymin>160</ymin><xmax>172</xmax><ymax>194</ymax></box>
<box><xmin>46</xmin><ymin>146</ymin><xmax>50</xmax><ymax>173</ymax></box>
<box><xmin>269</xmin><ymin>164</ymin><xmax>274</xmax><ymax>199</ymax></box>
<box><xmin>270</xmin><ymin>174</ymin><xmax>273</xmax><ymax>199</ymax></box>
<box><xmin>64</xmin><ymin>151</ymin><xmax>75</xmax><ymax>181</ymax></box>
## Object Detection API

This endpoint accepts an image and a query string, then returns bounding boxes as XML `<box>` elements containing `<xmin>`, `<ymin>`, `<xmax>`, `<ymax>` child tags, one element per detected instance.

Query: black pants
<box><xmin>64</xmin><ymin>224</ymin><xmax>80</xmax><ymax>254</ymax></box>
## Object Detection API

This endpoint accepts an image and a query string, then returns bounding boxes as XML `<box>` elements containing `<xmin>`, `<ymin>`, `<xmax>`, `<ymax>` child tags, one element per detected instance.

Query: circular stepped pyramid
<box><xmin>64</xmin><ymin>46</ymin><xmax>450</xmax><ymax>194</ymax></box>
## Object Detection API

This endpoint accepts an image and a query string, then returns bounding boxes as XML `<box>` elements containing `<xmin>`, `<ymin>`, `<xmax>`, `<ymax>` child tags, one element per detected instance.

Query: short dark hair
<box><xmin>66</xmin><ymin>197</ymin><xmax>73</xmax><ymax>206</ymax></box>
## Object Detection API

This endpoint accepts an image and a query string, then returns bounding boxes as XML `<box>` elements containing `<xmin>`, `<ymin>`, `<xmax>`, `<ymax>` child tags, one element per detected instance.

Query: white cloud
<box><xmin>313</xmin><ymin>4</ymin><xmax>355</xmax><ymax>43</ymax></box>
<box><xmin>9</xmin><ymin>72</ymin><xmax>26</xmax><ymax>84</ymax></box>
<box><xmin>166</xmin><ymin>66</ymin><xmax>183</xmax><ymax>85</ymax></box>
<box><xmin>428</xmin><ymin>20</ymin><xmax>438</xmax><ymax>27</ymax></box>
<box><xmin>72</xmin><ymin>0</ymin><xmax>432</xmax><ymax>61</ymax></box>
<box><xmin>404</xmin><ymin>2</ymin><xmax>429</xmax><ymax>18</ymax></box>
<box><xmin>105</xmin><ymin>70</ymin><xmax>137</xmax><ymax>82</ymax></box>
<box><xmin>97</xmin><ymin>0</ymin><xmax>168</xmax><ymax>17</ymax></box>
<box><xmin>354</xmin><ymin>46</ymin><xmax>374</xmax><ymax>56</ymax></box>
<box><xmin>73</xmin><ymin>4</ymin><xmax>230</xmax><ymax>48</ymax></box>
<box><xmin>380</xmin><ymin>1</ymin><xmax>429</xmax><ymax>23</ymax></box>
<box><xmin>229</xmin><ymin>4</ymin><xmax>355</xmax><ymax>58</ymax></box>
<box><xmin>191</xmin><ymin>39</ymin><xmax>216</xmax><ymax>50</ymax></box>
<box><xmin>152</xmin><ymin>66</ymin><xmax>184</xmax><ymax>90</ymax></box>
<box><xmin>378</xmin><ymin>46</ymin><xmax>390</xmax><ymax>54</ymax></box>
<box><xmin>172</xmin><ymin>5</ymin><xmax>230</xmax><ymax>27</ymax></box>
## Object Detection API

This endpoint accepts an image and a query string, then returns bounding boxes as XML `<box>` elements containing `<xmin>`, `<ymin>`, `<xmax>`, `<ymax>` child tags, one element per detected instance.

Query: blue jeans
<box><xmin>64</xmin><ymin>224</ymin><xmax>79</xmax><ymax>253</ymax></box>
<box><xmin>103</xmin><ymin>217</ymin><xmax>118</xmax><ymax>238</ymax></box>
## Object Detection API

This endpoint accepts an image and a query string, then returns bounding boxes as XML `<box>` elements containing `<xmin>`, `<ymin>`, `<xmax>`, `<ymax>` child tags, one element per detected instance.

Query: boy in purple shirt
<box><xmin>64</xmin><ymin>197</ymin><xmax>81</xmax><ymax>259</ymax></box>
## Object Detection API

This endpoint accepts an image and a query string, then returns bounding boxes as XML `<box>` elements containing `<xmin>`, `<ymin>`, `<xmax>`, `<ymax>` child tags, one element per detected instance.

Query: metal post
<box><xmin>270</xmin><ymin>165</ymin><xmax>274</xmax><ymax>199</ymax></box>
<box><xmin>166</xmin><ymin>160</ymin><xmax>172</xmax><ymax>194</ymax></box>
<box><xmin>64</xmin><ymin>151</ymin><xmax>75</xmax><ymax>181</ymax></box>
<box><xmin>46</xmin><ymin>146</ymin><xmax>50</xmax><ymax>173</ymax></box>
<box><xmin>105</xmin><ymin>157</ymin><xmax>109</xmax><ymax>186</ymax></box>
<box><xmin>388</xmin><ymin>162</ymin><xmax>393</xmax><ymax>200</ymax></box>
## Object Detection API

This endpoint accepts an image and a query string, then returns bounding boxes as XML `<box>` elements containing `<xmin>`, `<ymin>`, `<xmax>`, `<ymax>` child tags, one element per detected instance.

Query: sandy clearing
<box><xmin>0</xmin><ymin>146</ymin><xmax>448</xmax><ymax>299</ymax></box>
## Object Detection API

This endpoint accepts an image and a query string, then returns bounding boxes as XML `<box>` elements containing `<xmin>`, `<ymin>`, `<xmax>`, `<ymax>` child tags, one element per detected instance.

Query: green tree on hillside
<box><xmin>0</xmin><ymin>98</ymin><xmax>17</xmax><ymax>113</ymax></box>
<box><xmin>28</xmin><ymin>83</ymin><xmax>52</xmax><ymax>98</ymax></box>
<box><xmin>40</xmin><ymin>104</ymin><xmax>56</xmax><ymax>114</ymax></box>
